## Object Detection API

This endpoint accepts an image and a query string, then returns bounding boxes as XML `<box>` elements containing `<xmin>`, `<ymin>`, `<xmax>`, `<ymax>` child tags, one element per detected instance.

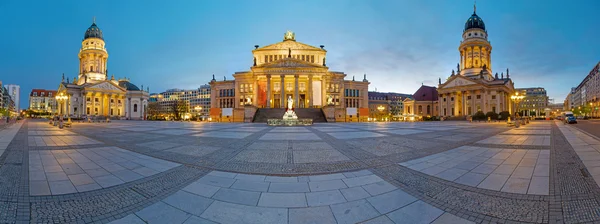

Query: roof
<box><xmin>464</xmin><ymin>12</ymin><xmax>485</xmax><ymax>31</ymax></box>
<box><xmin>412</xmin><ymin>85</ymin><xmax>438</xmax><ymax>101</ymax></box>
<box><xmin>118</xmin><ymin>80</ymin><xmax>140</xmax><ymax>91</ymax></box>
<box><xmin>84</xmin><ymin>22</ymin><xmax>103</xmax><ymax>40</ymax></box>
<box><xmin>368</xmin><ymin>92</ymin><xmax>412</xmax><ymax>100</ymax></box>
<box><xmin>30</xmin><ymin>89</ymin><xmax>57</xmax><ymax>96</ymax></box>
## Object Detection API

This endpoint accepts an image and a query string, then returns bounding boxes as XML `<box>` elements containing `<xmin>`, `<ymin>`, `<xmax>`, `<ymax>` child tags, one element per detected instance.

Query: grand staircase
<box><xmin>253</xmin><ymin>108</ymin><xmax>327</xmax><ymax>123</ymax></box>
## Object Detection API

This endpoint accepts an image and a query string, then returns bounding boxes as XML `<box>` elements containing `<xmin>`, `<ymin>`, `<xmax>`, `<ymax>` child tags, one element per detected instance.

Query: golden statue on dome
<box><xmin>284</xmin><ymin>30</ymin><xmax>295</xmax><ymax>41</ymax></box>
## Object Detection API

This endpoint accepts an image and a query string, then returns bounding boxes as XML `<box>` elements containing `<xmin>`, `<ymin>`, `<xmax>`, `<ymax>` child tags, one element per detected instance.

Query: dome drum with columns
<box><xmin>56</xmin><ymin>19</ymin><xmax>149</xmax><ymax>120</ymax></box>
<box><xmin>438</xmin><ymin>4</ymin><xmax>515</xmax><ymax>118</ymax></box>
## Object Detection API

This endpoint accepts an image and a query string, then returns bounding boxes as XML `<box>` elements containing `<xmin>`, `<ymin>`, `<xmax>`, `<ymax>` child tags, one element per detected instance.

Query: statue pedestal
<box><xmin>282</xmin><ymin>110</ymin><xmax>298</xmax><ymax>120</ymax></box>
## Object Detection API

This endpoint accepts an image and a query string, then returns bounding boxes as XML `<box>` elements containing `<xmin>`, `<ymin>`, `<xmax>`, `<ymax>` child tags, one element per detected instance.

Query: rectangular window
<box><xmin>467</xmin><ymin>96</ymin><xmax>472</xmax><ymax>100</ymax></box>
<box><xmin>264</xmin><ymin>55</ymin><xmax>268</xmax><ymax>63</ymax></box>
<box><xmin>451</xmin><ymin>97</ymin><xmax>454</xmax><ymax>101</ymax></box>
<box><xmin>477</xmin><ymin>95</ymin><xmax>481</xmax><ymax>99</ymax></box>
<box><xmin>492</xmin><ymin>95</ymin><xmax>496</xmax><ymax>99</ymax></box>
<box><xmin>311</xmin><ymin>55</ymin><xmax>314</xmax><ymax>63</ymax></box>
<box><xmin>95</xmin><ymin>98</ymin><xmax>99</xmax><ymax>102</ymax></box>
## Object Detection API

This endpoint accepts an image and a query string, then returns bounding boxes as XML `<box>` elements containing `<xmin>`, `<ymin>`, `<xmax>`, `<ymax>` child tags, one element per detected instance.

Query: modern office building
<box><xmin>515</xmin><ymin>87</ymin><xmax>549</xmax><ymax>117</ymax></box>
<box><xmin>368</xmin><ymin>91</ymin><xmax>412</xmax><ymax>121</ymax></box>
<box><xmin>4</xmin><ymin>84</ymin><xmax>20</xmax><ymax>113</ymax></box>
<box><xmin>437</xmin><ymin>4</ymin><xmax>515</xmax><ymax>117</ymax></box>
<box><xmin>149</xmin><ymin>84</ymin><xmax>211</xmax><ymax>119</ymax></box>
<box><xmin>29</xmin><ymin>89</ymin><xmax>58</xmax><ymax>113</ymax></box>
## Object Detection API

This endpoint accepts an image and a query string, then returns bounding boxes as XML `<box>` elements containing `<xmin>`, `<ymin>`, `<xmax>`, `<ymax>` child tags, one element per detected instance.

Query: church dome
<box><xmin>84</xmin><ymin>22</ymin><xmax>103</xmax><ymax>40</ymax></box>
<box><xmin>464</xmin><ymin>13</ymin><xmax>486</xmax><ymax>31</ymax></box>
<box><xmin>118</xmin><ymin>80</ymin><xmax>140</xmax><ymax>91</ymax></box>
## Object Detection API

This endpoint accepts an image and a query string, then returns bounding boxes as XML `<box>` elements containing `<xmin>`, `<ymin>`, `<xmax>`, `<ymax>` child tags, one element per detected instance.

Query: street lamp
<box><xmin>194</xmin><ymin>106</ymin><xmax>202</xmax><ymax>121</ymax></box>
<box><xmin>510</xmin><ymin>92</ymin><xmax>525</xmax><ymax>121</ymax></box>
<box><xmin>377</xmin><ymin>105</ymin><xmax>385</xmax><ymax>122</ymax></box>
<box><xmin>55</xmin><ymin>92</ymin><xmax>69</xmax><ymax>126</ymax></box>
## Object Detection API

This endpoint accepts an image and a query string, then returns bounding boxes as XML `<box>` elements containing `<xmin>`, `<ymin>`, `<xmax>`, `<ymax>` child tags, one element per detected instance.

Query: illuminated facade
<box><xmin>403</xmin><ymin>85</ymin><xmax>439</xmax><ymax>118</ymax></box>
<box><xmin>437</xmin><ymin>5</ymin><xmax>515</xmax><ymax>117</ymax></box>
<box><xmin>210</xmin><ymin>31</ymin><xmax>369</xmax><ymax>116</ymax></box>
<box><xmin>57</xmin><ymin>19</ymin><xmax>149</xmax><ymax>119</ymax></box>
<box><xmin>149</xmin><ymin>85</ymin><xmax>211</xmax><ymax>118</ymax></box>
<box><xmin>29</xmin><ymin>89</ymin><xmax>57</xmax><ymax>113</ymax></box>
<box><xmin>515</xmin><ymin>87</ymin><xmax>549</xmax><ymax>117</ymax></box>
<box><xmin>368</xmin><ymin>92</ymin><xmax>412</xmax><ymax>121</ymax></box>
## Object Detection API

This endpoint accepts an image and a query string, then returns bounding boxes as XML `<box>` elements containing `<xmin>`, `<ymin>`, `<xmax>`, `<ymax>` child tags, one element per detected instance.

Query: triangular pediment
<box><xmin>85</xmin><ymin>81</ymin><xmax>126</xmax><ymax>92</ymax></box>
<box><xmin>440</xmin><ymin>76</ymin><xmax>478</xmax><ymax>89</ymax></box>
<box><xmin>258</xmin><ymin>58</ymin><xmax>324</xmax><ymax>68</ymax></box>
<box><xmin>257</xmin><ymin>40</ymin><xmax>324</xmax><ymax>51</ymax></box>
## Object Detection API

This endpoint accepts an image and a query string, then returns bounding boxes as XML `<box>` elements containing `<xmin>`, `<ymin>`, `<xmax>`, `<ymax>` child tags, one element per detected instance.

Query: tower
<box><xmin>77</xmin><ymin>17</ymin><xmax>109</xmax><ymax>85</ymax></box>
<box><xmin>458</xmin><ymin>3</ymin><xmax>492</xmax><ymax>79</ymax></box>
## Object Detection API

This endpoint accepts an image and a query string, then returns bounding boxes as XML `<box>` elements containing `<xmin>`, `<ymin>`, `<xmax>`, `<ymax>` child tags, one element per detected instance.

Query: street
<box><xmin>568</xmin><ymin>119</ymin><xmax>600</xmax><ymax>139</ymax></box>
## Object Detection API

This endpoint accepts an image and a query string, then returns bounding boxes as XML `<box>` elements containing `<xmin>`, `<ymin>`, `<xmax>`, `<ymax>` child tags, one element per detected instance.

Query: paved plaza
<box><xmin>1</xmin><ymin>120</ymin><xmax>600</xmax><ymax>223</ymax></box>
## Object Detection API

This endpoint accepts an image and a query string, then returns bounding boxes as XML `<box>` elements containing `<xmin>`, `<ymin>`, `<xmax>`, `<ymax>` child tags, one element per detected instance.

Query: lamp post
<box><xmin>377</xmin><ymin>105</ymin><xmax>385</xmax><ymax>122</ymax></box>
<box><xmin>194</xmin><ymin>106</ymin><xmax>202</xmax><ymax>122</ymax></box>
<box><xmin>510</xmin><ymin>92</ymin><xmax>525</xmax><ymax>124</ymax></box>
<box><xmin>55</xmin><ymin>93</ymin><xmax>69</xmax><ymax>127</ymax></box>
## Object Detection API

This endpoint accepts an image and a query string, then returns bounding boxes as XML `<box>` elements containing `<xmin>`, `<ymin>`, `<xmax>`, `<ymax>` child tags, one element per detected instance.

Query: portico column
<box><xmin>496</xmin><ymin>91</ymin><xmax>500</xmax><ymax>113</ymax></box>
<box><xmin>308</xmin><ymin>74</ymin><xmax>313</xmax><ymax>107</ymax></box>
<box><xmin>321</xmin><ymin>78</ymin><xmax>326</xmax><ymax>107</ymax></box>
<box><xmin>294</xmin><ymin>74</ymin><xmax>299</xmax><ymax>108</ymax></box>
<box><xmin>266</xmin><ymin>74</ymin><xmax>271</xmax><ymax>108</ymax></box>
<box><xmin>280</xmin><ymin>75</ymin><xmax>285</xmax><ymax>108</ymax></box>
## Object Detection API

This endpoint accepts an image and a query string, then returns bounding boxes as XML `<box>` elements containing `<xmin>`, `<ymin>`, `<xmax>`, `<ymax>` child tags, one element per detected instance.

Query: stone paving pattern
<box><xmin>0</xmin><ymin>120</ymin><xmax>600</xmax><ymax>223</ymax></box>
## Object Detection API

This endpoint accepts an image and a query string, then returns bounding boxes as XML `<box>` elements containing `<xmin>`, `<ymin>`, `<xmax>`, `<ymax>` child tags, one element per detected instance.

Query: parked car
<box><xmin>565</xmin><ymin>115</ymin><xmax>577</xmax><ymax>124</ymax></box>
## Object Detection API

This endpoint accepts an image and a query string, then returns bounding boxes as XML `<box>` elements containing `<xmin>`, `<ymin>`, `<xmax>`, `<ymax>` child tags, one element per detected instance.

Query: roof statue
<box><xmin>141</xmin><ymin>85</ymin><xmax>143</xmax><ymax>91</ymax></box>
<box><xmin>495</xmin><ymin>72</ymin><xmax>498</xmax><ymax>79</ymax></box>
<box><xmin>62</xmin><ymin>73</ymin><xmax>65</xmax><ymax>82</ymax></box>
<box><xmin>457</xmin><ymin>63</ymin><xmax>460</xmax><ymax>72</ymax></box>
<box><xmin>224</xmin><ymin>76</ymin><xmax>226</xmax><ymax>81</ymax></box>
<box><xmin>211</xmin><ymin>74</ymin><xmax>216</xmax><ymax>81</ymax></box>
<box><xmin>352</xmin><ymin>75</ymin><xmax>355</xmax><ymax>81</ymax></box>
<box><xmin>506</xmin><ymin>68</ymin><xmax>510</xmax><ymax>78</ymax></box>
<box><xmin>284</xmin><ymin>30</ymin><xmax>295</xmax><ymax>41</ymax></box>
<box><xmin>501</xmin><ymin>72</ymin><xmax>504</xmax><ymax>79</ymax></box>
<box><xmin>451</xmin><ymin>69</ymin><xmax>455</xmax><ymax>76</ymax></box>
<box><xmin>67</xmin><ymin>77</ymin><xmax>69</xmax><ymax>83</ymax></box>
<box><xmin>439</xmin><ymin>77</ymin><xmax>441</xmax><ymax>85</ymax></box>
<box><xmin>363</xmin><ymin>74</ymin><xmax>368</xmax><ymax>82</ymax></box>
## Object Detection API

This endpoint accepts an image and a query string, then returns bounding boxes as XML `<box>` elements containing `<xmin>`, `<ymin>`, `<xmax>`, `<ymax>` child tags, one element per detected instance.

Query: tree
<box><xmin>499</xmin><ymin>111</ymin><xmax>511</xmax><ymax>120</ymax></box>
<box><xmin>172</xmin><ymin>100</ymin><xmax>189</xmax><ymax>120</ymax></box>
<box><xmin>472</xmin><ymin>111</ymin><xmax>486</xmax><ymax>121</ymax></box>
<box><xmin>147</xmin><ymin>102</ymin><xmax>161</xmax><ymax>120</ymax></box>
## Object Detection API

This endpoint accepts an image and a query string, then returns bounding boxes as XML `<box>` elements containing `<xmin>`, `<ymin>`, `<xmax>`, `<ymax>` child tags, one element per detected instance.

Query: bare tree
<box><xmin>172</xmin><ymin>100</ymin><xmax>189</xmax><ymax>120</ymax></box>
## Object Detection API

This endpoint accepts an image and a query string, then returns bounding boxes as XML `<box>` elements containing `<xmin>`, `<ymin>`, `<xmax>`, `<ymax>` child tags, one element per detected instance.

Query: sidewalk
<box><xmin>0</xmin><ymin>121</ymin><xmax>23</xmax><ymax>157</ymax></box>
<box><xmin>555</xmin><ymin>121</ymin><xmax>600</xmax><ymax>187</ymax></box>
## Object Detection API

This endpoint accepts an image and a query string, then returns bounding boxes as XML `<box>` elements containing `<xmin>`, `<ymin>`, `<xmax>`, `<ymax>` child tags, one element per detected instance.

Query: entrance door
<box><xmin>274</xmin><ymin>94</ymin><xmax>281</xmax><ymax>108</ymax></box>
<box><xmin>299</xmin><ymin>94</ymin><xmax>305</xmax><ymax>108</ymax></box>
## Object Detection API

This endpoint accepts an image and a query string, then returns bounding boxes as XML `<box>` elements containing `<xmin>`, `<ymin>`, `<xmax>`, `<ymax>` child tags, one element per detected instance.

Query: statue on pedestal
<box><xmin>283</xmin><ymin>96</ymin><xmax>298</xmax><ymax>120</ymax></box>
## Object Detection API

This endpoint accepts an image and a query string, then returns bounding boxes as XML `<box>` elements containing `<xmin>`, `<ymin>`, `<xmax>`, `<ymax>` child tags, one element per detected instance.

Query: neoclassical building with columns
<box><xmin>210</xmin><ymin>31</ymin><xmax>369</xmax><ymax>121</ymax></box>
<box><xmin>437</xmin><ymin>5</ymin><xmax>515</xmax><ymax>117</ymax></box>
<box><xmin>56</xmin><ymin>19</ymin><xmax>149</xmax><ymax>119</ymax></box>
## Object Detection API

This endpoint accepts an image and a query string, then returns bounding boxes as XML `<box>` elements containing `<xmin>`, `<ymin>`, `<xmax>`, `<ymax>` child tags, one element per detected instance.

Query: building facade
<box><xmin>149</xmin><ymin>85</ymin><xmax>211</xmax><ymax>119</ymax></box>
<box><xmin>437</xmin><ymin>5</ymin><xmax>515</xmax><ymax>117</ymax></box>
<box><xmin>210</xmin><ymin>31</ymin><xmax>369</xmax><ymax>117</ymax></box>
<box><xmin>566</xmin><ymin>62</ymin><xmax>600</xmax><ymax>115</ymax></box>
<box><xmin>5</xmin><ymin>85</ymin><xmax>20</xmax><ymax>113</ymax></box>
<box><xmin>403</xmin><ymin>85</ymin><xmax>439</xmax><ymax>118</ymax></box>
<box><xmin>516</xmin><ymin>87</ymin><xmax>549</xmax><ymax>117</ymax></box>
<box><xmin>0</xmin><ymin>81</ymin><xmax>16</xmax><ymax>115</ymax></box>
<box><xmin>29</xmin><ymin>89</ymin><xmax>57</xmax><ymax>113</ymax></box>
<box><xmin>57</xmin><ymin>19</ymin><xmax>149</xmax><ymax>119</ymax></box>
<box><xmin>368</xmin><ymin>92</ymin><xmax>412</xmax><ymax>121</ymax></box>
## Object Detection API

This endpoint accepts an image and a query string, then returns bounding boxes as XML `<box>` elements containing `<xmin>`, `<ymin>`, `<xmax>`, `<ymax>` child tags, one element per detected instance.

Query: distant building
<box><xmin>29</xmin><ymin>89</ymin><xmax>57</xmax><ymax>113</ymax></box>
<box><xmin>368</xmin><ymin>91</ymin><xmax>412</xmax><ymax>121</ymax></box>
<box><xmin>403</xmin><ymin>85</ymin><xmax>439</xmax><ymax>118</ymax></box>
<box><xmin>149</xmin><ymin>84</ymin><xmax>211</xmax><ymax>119</ymax></box>
<box><xmin>4</xmin><ymin>84</ymin><xmax>20</xmax><ymax>113</ymax></box>
<box><xmin>515</xmin><ymin>87</ymin><xmax>549</xmax><ymax>117</ymax></box>
<box><xmin>0</xmin><ymin>81</ymin><xmax>16</xmax><ymax>114</ymax></box>
<box><xmin>567</xmin><ymin>61</ymin><xmax>600</xmax><ymax>111</ymax></box>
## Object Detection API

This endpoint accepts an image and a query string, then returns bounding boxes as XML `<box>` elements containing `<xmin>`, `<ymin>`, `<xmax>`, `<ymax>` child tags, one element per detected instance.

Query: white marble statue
<box><xmin>287</xmin><ymin>96</ymin><xmax>294</xmax><ymax>111</ymax></box>
<box><xmin>283</xmin><ymin>96</ymin><xmax>298</xmax><ymax>120</ymax></box>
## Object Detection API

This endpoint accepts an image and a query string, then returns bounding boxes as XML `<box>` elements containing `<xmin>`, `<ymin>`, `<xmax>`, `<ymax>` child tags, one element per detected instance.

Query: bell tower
<box><xmin>78</xmin><ymin>17</ymin><xmax>109</xmax><ymax>85</ymax></box>
<box><xmin>458</xmin><ymin>3</ymin><xmax>493</xmax><ymax>79</ymax></box>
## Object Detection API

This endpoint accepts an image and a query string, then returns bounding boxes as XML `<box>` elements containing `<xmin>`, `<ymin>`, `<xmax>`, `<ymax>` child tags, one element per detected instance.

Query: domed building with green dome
<box><xmin>56</xmin><ymin>18</ymin><xmax>149</xmax><ymax>120</ymax></box>
<box><xmin>436</xmin><ymin>4</ymin><xmax>516</xmax><ymax>118</ymax></box>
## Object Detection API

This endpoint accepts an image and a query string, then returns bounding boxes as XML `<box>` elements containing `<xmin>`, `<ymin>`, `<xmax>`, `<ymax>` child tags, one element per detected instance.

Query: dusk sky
<box><xmin>1</xmin><ymin>0</ymin><xmax>598</xmax><ymax>110</ymax></box>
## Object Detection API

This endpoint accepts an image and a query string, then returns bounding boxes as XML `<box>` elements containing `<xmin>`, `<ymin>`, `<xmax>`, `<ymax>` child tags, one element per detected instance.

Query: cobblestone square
<box><xmin>1</xmin><ymin>120</ymin><xmax>600</xmax><ymax>223</ymax></box>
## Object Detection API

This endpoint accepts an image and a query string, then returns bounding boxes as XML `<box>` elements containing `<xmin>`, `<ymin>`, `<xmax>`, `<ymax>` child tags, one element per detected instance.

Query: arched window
<box><xmin>90</xmin><ymin>66</ymin><xmax>93</xmax><ymax>72</ymax></box>
<box><xmin>134</xmin><ymin>104</ymin><xmax>138</xmax><ymax>112</ymax></box>
<box><xmin>427</xmin><ymin>105</ymin><xmax>431</xmax><ymax>114</ymax></box>
<box><xmin>418</xmin><ymin>105</ymin><xmax>422</xmax><ymax>114</ymax></box>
